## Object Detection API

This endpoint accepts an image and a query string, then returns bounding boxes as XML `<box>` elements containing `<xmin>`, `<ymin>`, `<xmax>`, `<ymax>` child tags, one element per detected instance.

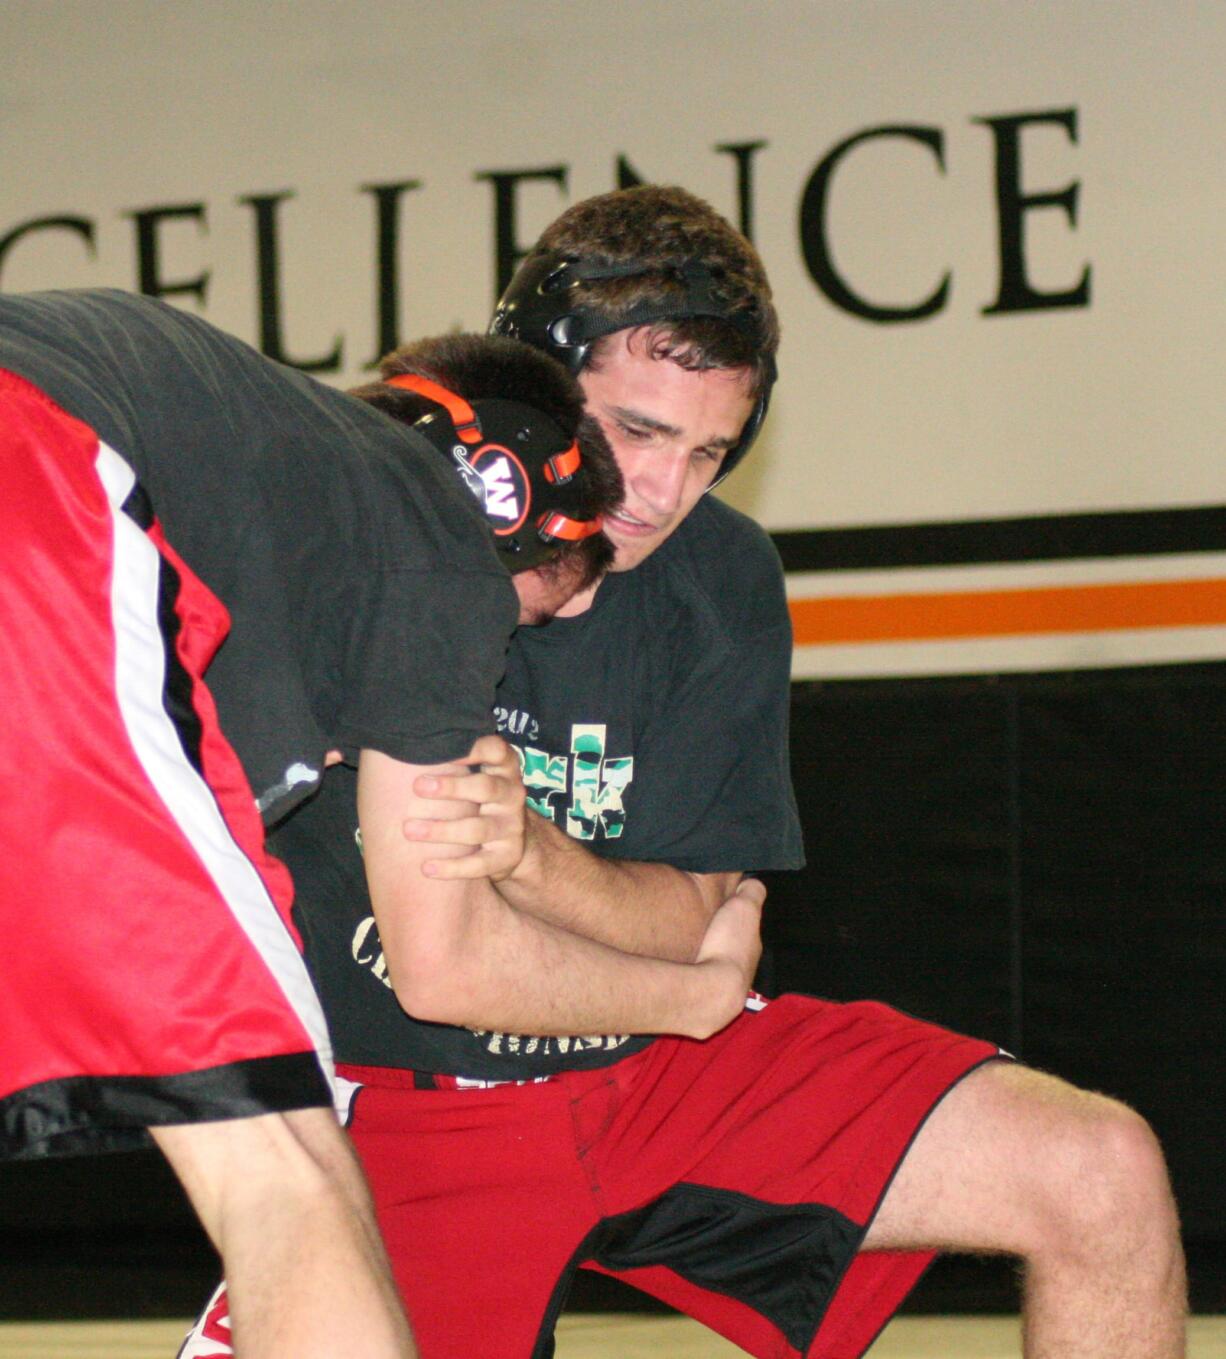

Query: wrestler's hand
<box><xmin>403</xmin><ymin>734</ymin><xmax>526</xmax><ymax>882</ymax></box>
<box><xmin>693</xmin><ymin>877</ymin><xmax>765</xmax><ymax>1035</ymax></box>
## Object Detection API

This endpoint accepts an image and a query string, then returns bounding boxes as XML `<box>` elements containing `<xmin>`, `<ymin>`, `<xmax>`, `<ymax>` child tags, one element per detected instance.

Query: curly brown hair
<box><xmin>532</xmin><ymin>184</ymin><xmax>778</xmax><ymax>395</ymax></box>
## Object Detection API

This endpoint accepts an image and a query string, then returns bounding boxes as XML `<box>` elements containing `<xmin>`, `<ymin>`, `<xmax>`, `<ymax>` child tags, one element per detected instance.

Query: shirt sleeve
<box><xmin>335</xmin><ymin>565</ymin><xmax>519</xmax><ymax>767</ymax></box>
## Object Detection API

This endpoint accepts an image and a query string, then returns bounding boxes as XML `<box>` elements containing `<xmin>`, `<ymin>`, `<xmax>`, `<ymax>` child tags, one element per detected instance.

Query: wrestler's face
<box><xmin>577</xmin><ymin>328</ymin><xmax>756</xmax><ymax>574</ymax></box>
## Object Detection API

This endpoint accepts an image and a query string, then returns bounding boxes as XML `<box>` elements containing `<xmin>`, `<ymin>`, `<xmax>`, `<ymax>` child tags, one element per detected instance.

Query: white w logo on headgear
<box><xmin>479</xmin><ymin>456</ymin><xmax>522</xmax><ymax>522</ymax></box>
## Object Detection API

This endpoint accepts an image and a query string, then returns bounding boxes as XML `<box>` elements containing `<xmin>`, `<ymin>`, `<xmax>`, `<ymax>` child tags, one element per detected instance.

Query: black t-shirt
<box><xmin>0</xmin><ymin>289</ymin><xmax>518</xmax><ymax>821</ymax></box>
<box><xmin>283</xmin><ymin>494</ymin><xmax>804</xmax><ymax>1079</ymax></box>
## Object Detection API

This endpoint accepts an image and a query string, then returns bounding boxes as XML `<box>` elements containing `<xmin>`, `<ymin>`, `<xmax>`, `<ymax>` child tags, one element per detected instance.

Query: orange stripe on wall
<box><xmin>789</xmin><ymin>578</ymin><xmax>1226</xmax><ymax>646</ymax></box>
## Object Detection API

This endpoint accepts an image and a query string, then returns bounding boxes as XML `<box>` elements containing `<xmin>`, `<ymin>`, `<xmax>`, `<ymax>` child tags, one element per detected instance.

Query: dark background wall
<box><xmin>1</xmin><ymin>0</ymin><xmax>1222</xmax><ymax>1327</ymax></box>
<box><xmin>1</xmin><ymin>662</ymin><xmax>1221</xmax><ymax>1320</ymax></box>
<box><xmin>762</xmin><ymin>661</ymin><xmax>1225</xmax><ymax>1250</ymax></box>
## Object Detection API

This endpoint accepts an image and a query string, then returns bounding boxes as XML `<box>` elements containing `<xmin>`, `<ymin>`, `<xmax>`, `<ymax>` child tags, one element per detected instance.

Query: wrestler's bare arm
<box><xmin>403</xmin><ymin>735</ymin><xmax>739</xmax><ymax>961</ymax></box>
<box><xmin>359</xmin><ymin>747</ymin><xmax>759</xmax><ymax>1038</ymax></box>
<box><xmin>500</xmin><ymin>811</ymin><xmax>737</xmax><ymax>961</ymax></box>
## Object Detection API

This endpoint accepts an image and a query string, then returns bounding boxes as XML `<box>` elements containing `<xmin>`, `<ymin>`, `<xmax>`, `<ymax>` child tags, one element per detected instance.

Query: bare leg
<box><xmin>153</xmin><ymin>1108</ymin><xmax>416</xmax><ymax>1359</ymax></box>
<box><xmin>866</xmin><ymin>1062</ymin><xmax>1185</xmax><ymax>1358</ymax></box>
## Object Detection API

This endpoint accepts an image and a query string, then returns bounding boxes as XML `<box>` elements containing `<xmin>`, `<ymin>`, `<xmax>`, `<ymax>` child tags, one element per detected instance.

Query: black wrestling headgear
<box><xmin>386</xmin><ymin>373</ymin><xmax>602</xmax><ymax>573</ymax></box>
<box><xmin>489</xmin><ymin>250</ymin><xmax>775</xmax><ymax>486</ymax></box>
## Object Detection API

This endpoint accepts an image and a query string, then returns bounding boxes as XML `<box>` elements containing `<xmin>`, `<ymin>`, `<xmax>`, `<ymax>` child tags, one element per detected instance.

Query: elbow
<box><xmin>385</xmin><ymin>943</ymin><xmax>482</xmax><ymax>1028</ymax></box>
<box><xmin>370</xmin><ymin>878</ymin><xmax>508</xmax><ymax>1028</ymax></box>
<box><xmin>389</xmin><ymin>971</ymin><xmax>464</xmax><ymax>1028</ymax></box>
<box><xmin>389</xmin><ymin>974</ymin><xmax>447</xmax><ymax>1026</ymax></box>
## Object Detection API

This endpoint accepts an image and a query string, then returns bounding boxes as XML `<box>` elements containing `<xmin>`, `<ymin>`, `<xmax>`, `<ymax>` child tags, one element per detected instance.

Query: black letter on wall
<box><xmin>361</xmin><ymin>180</ymin><xmax>421</xmax><ymax>367</ymax></box>
<box><xmin>976</xmin><ymin>107</ymin><xmax>1090</xmax><ymax>314</ymax></box>
<box><xmin>240</xmin><ymin>191</ymin><xmax>343</xmax><ymax>372</ymax></box>
<box><xmin>616</xmin><ymin>155</ymin><xmax>645</xmax><ymax>190</ymax></box>
<box><xmin>127</xmin><ymin>203</ymin><xmax>209</xmax><ymax>305</ymax></box>
<box><xmin>475</xmin><ymin>166</ymin><xmax>568</xmax><ymax>299</ymax></box>
<box><xmin>715</xmin><ymin>140</ymin><xmax>767</xmax><ymax>243</ymax></box>
<box><xmin>0</xmin><ymin>216</ymin><xmax>95</xmax><ymax>284</ymax></box>
<box><xmin>799</xmin><ymin>124</ymin><xmax>950</xmax><ymax>322</ymax></box>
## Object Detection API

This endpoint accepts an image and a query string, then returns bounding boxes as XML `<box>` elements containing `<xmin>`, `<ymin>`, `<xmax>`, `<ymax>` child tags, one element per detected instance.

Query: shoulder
<box><xmin>0</xmin><ymin>288</ymin><xmax>301</xmax><ymax>421</ymax></box>
<box><xmin>0</xmin><ymin>287</ymin><xmax>219</xmax><ymax>350</ymax></box>
<box><xmin>642</xmin><ymin>495</ymin><xmax>788</xmax><ymax>642</ymax></box>
<box><xmin>0</xmin><ymin>288</ymin><xmax>335</xmax><ymax>406</ymax></box>
<box><xmin>672</xmin><ymin>495</ymin><xmax>784</xmax><ymax>576</ymax></box>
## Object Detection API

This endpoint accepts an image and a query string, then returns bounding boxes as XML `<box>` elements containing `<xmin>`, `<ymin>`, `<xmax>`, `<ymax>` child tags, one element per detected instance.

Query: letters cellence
<box><xmin>0</xmin><ymin>107</ymin><xmax>1088</xmax><ymax>375</ymax></box>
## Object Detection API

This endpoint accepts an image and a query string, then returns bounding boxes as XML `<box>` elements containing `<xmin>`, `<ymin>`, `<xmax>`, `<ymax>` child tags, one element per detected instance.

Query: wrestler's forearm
<box><xmin>360</xmin><ymin>747</ymin><xmax>759</xmax><ymax>1039</ymax></box>
<box><xmin>403</xmin><ymin>737</ymin><xmax>741</xmax><ymax>960</ymax></box>
<box><xmin>497</xmin><ymin>812</ymin><xmax>741</xmax><ymax>962</ymax></box>
<box><xmin>377</xmin><ymin>874</ymin><xmax>761</xmax><ymax>1040</ymax></box>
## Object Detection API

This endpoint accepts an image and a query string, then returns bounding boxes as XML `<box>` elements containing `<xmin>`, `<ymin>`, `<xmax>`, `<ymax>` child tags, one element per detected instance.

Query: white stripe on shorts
<box><xmin>96</xmin><ymin>441</ymin><xmax>335</xmax><ymax>1083</ymax></box>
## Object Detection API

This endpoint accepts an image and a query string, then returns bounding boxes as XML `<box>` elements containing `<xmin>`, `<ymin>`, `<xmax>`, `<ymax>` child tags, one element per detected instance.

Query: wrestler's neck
<box><xmin>554</xmin><ymin>577</ymin><xmax>602</xmax><ymax>618</ymax></box>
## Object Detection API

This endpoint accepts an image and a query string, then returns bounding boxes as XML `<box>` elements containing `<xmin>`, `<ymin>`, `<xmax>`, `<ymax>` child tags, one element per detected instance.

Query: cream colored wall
<box><xmin>1</xmin><ymin>0</ymin><xmax>1222</xmax><ymax>535</ymax></box>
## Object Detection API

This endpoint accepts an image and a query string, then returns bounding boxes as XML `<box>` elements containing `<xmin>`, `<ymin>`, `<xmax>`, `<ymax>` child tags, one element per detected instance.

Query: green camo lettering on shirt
<box><xmin>517</xmin><ymin>723</ymin><xmax>634</xmax><ymax>841</ymax></box>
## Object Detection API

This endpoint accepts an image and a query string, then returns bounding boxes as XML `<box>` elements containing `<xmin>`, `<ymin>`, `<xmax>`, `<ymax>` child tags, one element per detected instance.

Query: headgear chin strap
<box><xmin>490</xmin><ymin>250</ymin><xmax>775</xmax><ymax>488</ymax></box>
<box><xmin>386</xmin><ymin>373</ymin><xmax>602</xmax><ymax>573</ymax></box>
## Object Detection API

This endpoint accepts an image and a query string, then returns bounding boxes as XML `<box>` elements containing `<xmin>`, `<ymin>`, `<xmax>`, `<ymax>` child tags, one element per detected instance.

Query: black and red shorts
<box><xmin>0</xmin><ymin>369</ymin><xmax>332</xmax><ymax>1160</ymax></box>
<box><xmin>342</xmin><ymin>993</ymin><xmax>1002</xmax><ymax>1358</ymax></box>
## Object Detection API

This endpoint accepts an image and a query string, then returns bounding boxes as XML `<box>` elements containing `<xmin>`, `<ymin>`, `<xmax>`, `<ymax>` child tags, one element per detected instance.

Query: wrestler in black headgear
<box><xmin>491</xmin><ymin>249</ymin><xmax>776</xmax><ymax>488</ymax></box>
<box><xmin>386</xmin><ymin>371</ymin><xmax>603</xmax><ymax>573</ymax></box>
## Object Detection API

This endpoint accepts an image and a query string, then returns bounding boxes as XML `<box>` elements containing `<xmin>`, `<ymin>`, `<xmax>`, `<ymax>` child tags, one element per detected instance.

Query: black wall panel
<box><xmin>763</xmin><ymin>661</ymin><xmax>1226</xmax><ymax>1241</ymax></box>
<box><xmin>1</xmin><ymin>661</ymin><xmax>1221</xmax><ymax>1316</ymax></box>
<box><xmin>762</xmin><ymin>681</ymin><xmax>1019</xmax><ymax>1050</ymax></box>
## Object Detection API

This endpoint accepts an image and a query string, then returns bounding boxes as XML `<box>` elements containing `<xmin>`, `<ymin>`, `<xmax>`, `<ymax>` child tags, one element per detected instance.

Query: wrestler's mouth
<box><xmin>605</xmin><ymin>508</ymin><xmax>663</xmax><ymax>536</ymax></box>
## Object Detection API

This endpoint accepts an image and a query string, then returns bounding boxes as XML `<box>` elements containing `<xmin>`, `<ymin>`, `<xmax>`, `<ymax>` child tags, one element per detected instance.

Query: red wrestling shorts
<box><xmin>0</xmin><ymin>369</ymin><xmax>332</xmax><ymax>1160</ymax></box>
<box><xmin>344</xmin><ymin>993</ymin><xmax>1003</xmax><ymax>1358</ymax></box>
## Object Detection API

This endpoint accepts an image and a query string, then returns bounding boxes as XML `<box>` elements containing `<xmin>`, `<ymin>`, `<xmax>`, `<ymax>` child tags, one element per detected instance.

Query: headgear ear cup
<box><xmin>385</xmin><ymin>373</ymin><xmax>602</xmax><ymax>572</ymax></box>
<box><xmin>490</xmin><ymin>251</ymin><xmax>775</xmax><ymax>487</ymax></box>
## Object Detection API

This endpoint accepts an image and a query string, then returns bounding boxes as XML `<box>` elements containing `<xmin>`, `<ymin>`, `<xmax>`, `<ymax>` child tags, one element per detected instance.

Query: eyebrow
<box><xmin>607</xmin><ymin>404</ymin><xmax>740</xmax><ymax>451</ymax></box>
